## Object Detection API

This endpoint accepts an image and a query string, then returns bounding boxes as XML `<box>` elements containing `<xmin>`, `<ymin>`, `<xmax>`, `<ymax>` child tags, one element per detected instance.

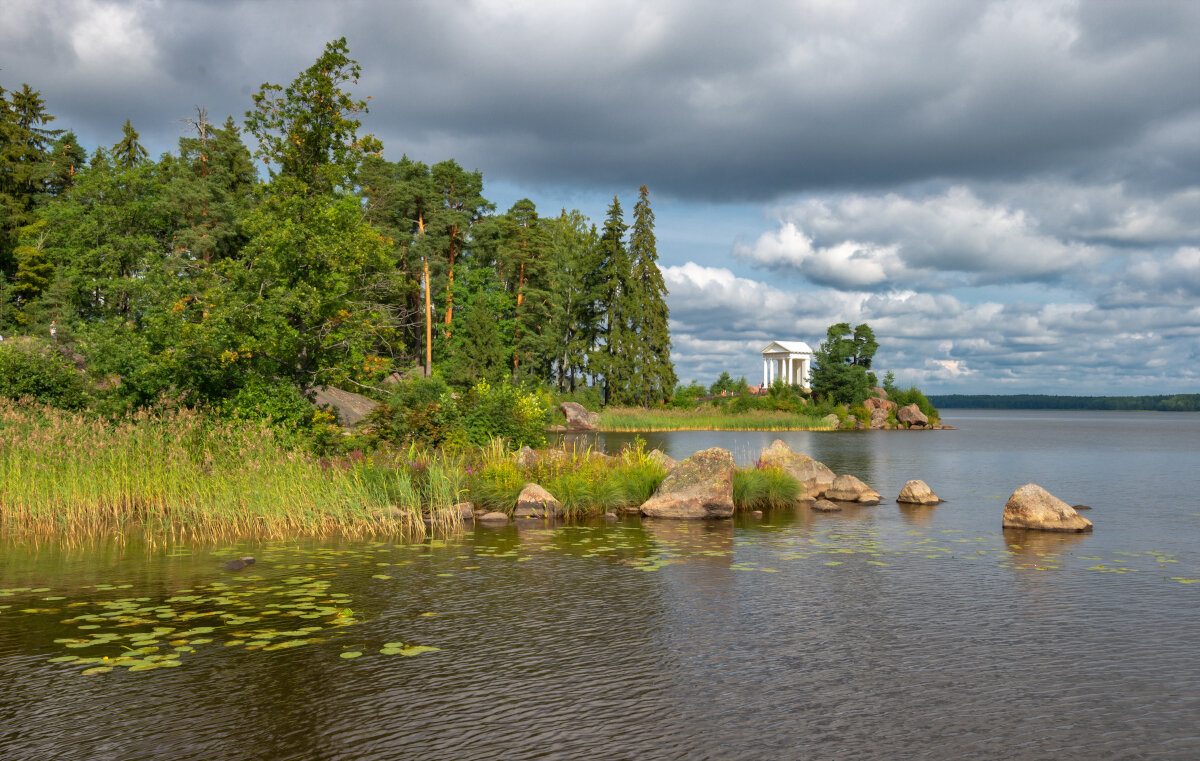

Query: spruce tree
<box><xmin>627</xmin><ymin>185</ymin><xmax>676</xmax><ymax>404</ymax></box>
<box><xmin>112</xmin><ymin>119</ymin><xmax>148</xmax><ymax>169</ymax></box>
<box><xmin>592</xmin><ymin>195</ymin><xmax>633</xmax><ymax>404</ymax></box>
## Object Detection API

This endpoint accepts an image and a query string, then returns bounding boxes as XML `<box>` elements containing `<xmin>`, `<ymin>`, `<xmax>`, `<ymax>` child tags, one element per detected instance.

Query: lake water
<box><xmin>2</xmin><ymin>410</ymin><xmax>1199</xmax><ymax>760</ymax></box>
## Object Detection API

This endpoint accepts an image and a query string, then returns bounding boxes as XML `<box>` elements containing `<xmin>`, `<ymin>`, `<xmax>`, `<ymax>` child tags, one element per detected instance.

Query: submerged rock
<box><xmin>560</xmin><ymin>402</ymin><xmax>601</xmax><ymax>431</ymax></box>
<box><xmin>222</xmin><ymin>556</ymin><xmax>255</xmax><ymax>571</ymax></box>
<box><xmin>478</xmin><ymin>511</ymin><xmax>510</xmax><ymax>523</ymax></box>
<box><xmin>825</xmin><ymin>474</ymin><xmax>882</xmax><ymax>504</ymax></box>
<box><xmin>513</xmin><ymin>483</ymin><xmax>562</xmax><ymax>519</ymax></box>
<box><xmin>811</xmin><ymin>499</ymin><xmax>842</xmax><ymax>513</ymax></box>
<box><xmin>1003</xmin><ymin>484</ymin><xmax>1093</xmax><ymax>532</ymax></box>
<box><xmin>897</xmin><ymin>479</ymin><xmax>941</xmax><ymax>505</ymax></box>
<box><xmin>1072</xmin><ymin>504</ymin><xmax>1093</xmax><ymax>511</ymax></box>
<box><xmin>758</xmin><ymin>439</ymin><xmax>835</xmax><ymax>498</ymax></box>
<box><xmin>640</xmin><ymin>447</ymin><xmax>736</xmax><ymax>519</ymax></box>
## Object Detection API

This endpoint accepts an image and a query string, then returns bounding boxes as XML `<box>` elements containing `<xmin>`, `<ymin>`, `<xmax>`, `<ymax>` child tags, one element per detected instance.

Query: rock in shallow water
<box><xmin>758</xmin><ymin>439</ymin><xmax>835</xmax><ymax>498</ymax></box>
<box><xmin>897</xmin><ymin>479</ymin><xmax>941</xmax><ymax>505</ymax></box>
<box><xmin>640</xmin><ymin>447</ymin><xmax>735</xmax><ymax>519</ymax></box>
<box><xmin>811</xmin><ymin>499</ymin><xmax>842</xmax><ymax>513</ymax></box>
<box><xmin>513</xmin><ymin>483</ymin><xmax>562</xmax><ymax>518</ymax></box>
<box><xmin>1003</xmin><ymin>484</ymin><xmax>1093</xmax><ymax>532</ymax></box>
<box><xmin>825</xmin><ymin>474</ymin><xmax>882</xmax><ymax>504</ymax></box>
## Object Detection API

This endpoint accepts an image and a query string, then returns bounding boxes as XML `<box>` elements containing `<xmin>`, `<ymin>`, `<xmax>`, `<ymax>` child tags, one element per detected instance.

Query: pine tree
<box><xmin>112</xmin><ymin>119</ymin><xmax>148</xmax><ymax>169</ymax></box>
<box><xmin>545</xmin><ymin>209</ymin><xmax>600</xmax><ymax>392</ymax></box>
<box><xmin>627</xmin><ymin>185</ymin><xmax>676</xmax><ymax>404</ymax></box>
<box><xmin>497</xmin><ymin>199</ymin><xmax>552</xmax><ymax>381</ymax></box>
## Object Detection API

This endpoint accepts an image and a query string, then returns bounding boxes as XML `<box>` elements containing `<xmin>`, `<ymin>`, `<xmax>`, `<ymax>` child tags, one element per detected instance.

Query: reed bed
<box><xmin>0</xmin><ymin>401</ymin><xmax>464</xmax><ymax>541</ymax></box>
<box><xmin>599</xmin><ymin>407</ymin><xmax>835</xmax><ymax>432</ymax></box>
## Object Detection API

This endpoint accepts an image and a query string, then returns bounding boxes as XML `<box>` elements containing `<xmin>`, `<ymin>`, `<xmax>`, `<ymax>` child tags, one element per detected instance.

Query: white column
<box><xmin>786</xmin><ymin>356</ymin><xmax>793</xmax><ymax>385</ymax></box>
<box><xmin>763</xmin><ymin>358</ymin><xmax>769</xmax><ymax>387</ymax></box>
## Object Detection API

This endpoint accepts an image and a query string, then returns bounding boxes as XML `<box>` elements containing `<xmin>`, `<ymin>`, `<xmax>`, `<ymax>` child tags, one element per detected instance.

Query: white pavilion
<box><xmin>760</xmin><ymin>341</ymin><xmax>813</xmax><ymax>389</ymax></box>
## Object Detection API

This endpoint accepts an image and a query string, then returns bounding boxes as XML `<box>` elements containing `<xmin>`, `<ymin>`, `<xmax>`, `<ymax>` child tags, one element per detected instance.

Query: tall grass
<box><xmin>599</xmin><ymin>407</ymin><xmax>835</xmax><ymax>432</ymax></box>
<box><xmin>733</xmin><ymin>467</ymin><xmax>803</xmax><ymax>511</ymax></box>
<box><xmin>0</xmin><ymin>400</ymin><xmax>464</xmax><ymax>540</ymax></box>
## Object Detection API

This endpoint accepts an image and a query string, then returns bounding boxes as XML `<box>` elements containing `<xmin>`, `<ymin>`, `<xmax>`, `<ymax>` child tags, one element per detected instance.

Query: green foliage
<box><xmin>927</xmin><ymin>393</ymin><xmax>1200</xmax><ymax>412</ymax></box>
<box><xmin>710</xmin><ymin>371</ymin><xmax>740</xmax><ymax>396</ymax></box>
<box><xmin>218</xmin><ymin>376</ymin><xmax>312</xmax><ymax>429</ymax></box>
<box><xmin>0</xmin><ymin>337</ymin><xmax>88</xmax><ymax>408</ymax></box>
<box><xmin>245</xmin><ymin>37</ymin><xmax>380</xmax><ymax>191</ymax></box>
<box><xmin>733</xmin><ymin>467</ymin><xmax>801</xmax><ymax>511</ymax></box>
<box><xmin>669</xmin><ymin>380</ymin><xmax>708</xmax><ymax>409</ymax></box>
<box><xmin>365</xmin><ymin>376</ymin><xmax>461</xmax><ymax>449</ymax></box>
<box><xmin>890</xmin><ymin>386</ymin><xmax>940</xmax><ymax>423</ymax></box>
<box><xmin>111</xmin><ymin>119</ymin><xmax>148</xmax><ymax>169</ymax></box>
<box><xmin>459</xmin><ymin>379</ymin><xmax>551</xmax><ymax>449</ymax></box>
<box><xmin>811</xmin><ymin>322</ymin><xmax>880</xmax><ymax>406</ymax></box>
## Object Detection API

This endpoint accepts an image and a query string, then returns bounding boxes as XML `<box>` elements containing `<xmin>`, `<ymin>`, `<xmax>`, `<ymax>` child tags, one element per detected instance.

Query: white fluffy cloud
<box><xmin>735</xmin><ymin>187</ymin><xmax>1100</xmax><ymax>289</ymax></box>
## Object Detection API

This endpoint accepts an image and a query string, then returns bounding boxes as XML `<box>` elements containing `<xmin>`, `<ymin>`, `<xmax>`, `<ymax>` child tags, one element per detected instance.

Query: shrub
<box><xmin>0</xmin><ymin>338</ymin><xmax>88</xmax><ymax>409</ymax></box>
<box><xmin>891</xmin><ymin>386</ymin><xmax>940</xmax><ymax>424</ymax></box>
<box><xmin>365</xmin><ymin>376</ymin><xmax>462</xmax><ymax>448</ymax></box>
<box><xmin>459</xmin><ymin>379</ymin><xmax>551</xmax><ymax>449</ymax></box>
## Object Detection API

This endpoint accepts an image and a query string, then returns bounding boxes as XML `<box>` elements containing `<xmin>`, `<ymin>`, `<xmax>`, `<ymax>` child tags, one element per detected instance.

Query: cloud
<box><xmin>735</xmin><ymin>187</ymin><xmax>1100</xmax><ymax>289</ymax></box>
<box><xmin>663</xmin><ymin>263</ymin><xmax>1200</xmax><ymax>393</ymax></box>
<box><xmin>4</xmin><ymin>0</ymin><xmax>1200</xmax><ymax>200</ymax></box>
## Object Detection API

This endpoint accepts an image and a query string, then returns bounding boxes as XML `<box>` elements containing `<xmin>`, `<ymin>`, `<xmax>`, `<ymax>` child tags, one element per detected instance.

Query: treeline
<box><xmin>0</xmin><ymin>38</ymin><xmax>676</xmax><ymax>418</ymax></box>
<box><xmin>929</xmin><ymin>394</ymin><xmax>1200</xmax><ymax>412</ymax></box>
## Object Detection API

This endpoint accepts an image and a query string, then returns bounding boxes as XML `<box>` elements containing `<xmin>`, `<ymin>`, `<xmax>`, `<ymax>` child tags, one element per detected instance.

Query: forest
<box><xmin>929</xmin><ymin>394</ymin><xmax>1200</xmax><ymax>412</ymax></box>
<box><xmin>0</xmin><ymin>38</ymin><xmax>677</xmax><ymax>429</ymax></box>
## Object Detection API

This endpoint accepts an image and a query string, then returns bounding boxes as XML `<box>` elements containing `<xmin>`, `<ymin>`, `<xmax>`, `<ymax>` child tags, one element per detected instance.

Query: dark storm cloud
<box><xmin>4</xmin><ymin>0</ymin><xmax>1200</xmax><ymax>200</ymax></box>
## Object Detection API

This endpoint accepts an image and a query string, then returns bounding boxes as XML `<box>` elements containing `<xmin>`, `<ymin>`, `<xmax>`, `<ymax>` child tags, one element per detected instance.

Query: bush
<box><xmin>219</xmin><ymin>376</ymin><xmax>312</xmax><ymax>429</ymax></box>
<box><xmin>669</xmin><ymin>380</ymin><xmax>708</xmax><ymax>409</ymax></box>
<box><xmin>365</xmin><ymin>376</ymin><xmax>462</xmax><ymax>448</ymax></box>
<box><xmin>459</xmin><ymin>379</ymin><xmax>551</xmax><ymax>449</ymax></box>
<box><xmin>0</xmin><ymin>338</ymin><xmax>88</xmax><ymax>409</ymax></box>
<box><xmin>890</xmin><ymin>386</ymin><xmax>940</xmax><ymax>424</ymax></box>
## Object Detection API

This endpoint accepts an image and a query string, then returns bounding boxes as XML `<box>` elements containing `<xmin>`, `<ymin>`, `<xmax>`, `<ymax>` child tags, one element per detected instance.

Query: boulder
<box><xmin>515</xmin><ymin>446</ymin><xmax>538</xmax><ymax>467</ymax></box>
<box><xmin>897</xmin><ymin>404</ymin><xmax>928</xmax><ymax>427</ymax></box>
<box><xmin>1003</xmin><ymin>484</ymin><xmax>1093</xmax><ymax>532</ymax></box>
<box><xmin>647</xmin><ymin>449</ymin><xmax>678</xmax><ymax>471</ymax></box>
<box><xmin>640</xmin><ymin>447</ymin><xmax>736</xmax><ymax>519</ymax></box>
<box><xmin>825</xmin><ymin>474</ymin><xmax>882</xmax><ymax>504</ymax></box>
<box><xmin>478</xmin><ymin>511</ymin><xmax>510</xmax><ymax>523</ymax></box>
<box><xmin>864</xmin><ymin>396</ymin><xmax>898</xmax><ymax>413</ymax></box>
<box><xmin>452</xmin><ymin>502</ymin><xmax>475</xmax><ymax>520</ymax></box>
<box><xmin>758</xmin><ymin>440</ymin><xmax>835</xmax><ymax>498</ymax></box>
<box><xmin>868</xmin><ymin>386</ymin><xmax>889</xmax><ymax>400</ymax></box>
<box><xmin>870</xmin><ymin>408</ymin><xmax>889</xmax><ymax>429</ymax></box>
<box><xmin>513</xmin><ymin>483</ymin><xmax>562</xmax><ymax>518</ymax></box>
<box><xmin>896</xmin><ymin>479</ymin><xmax>941</xmax><ymax>505</ymax></box>
<box><xmin>561</xmin><ymin>402</ymin><xmax>601</xmax><ymax>431</ymax></box>
<box><xmin>821</xmin><ymin>414</ymin><xmax>840</xmax><ymax>428</ymax></box>
<box><xmin>310</xmin><ymin>386</ymin><xmax>379</xmax><ymax>428</ymax></box>
<box><xmin>811</xmin><ymin>499</ymin><xmax>843</xmax><ymax>513</ymax></box>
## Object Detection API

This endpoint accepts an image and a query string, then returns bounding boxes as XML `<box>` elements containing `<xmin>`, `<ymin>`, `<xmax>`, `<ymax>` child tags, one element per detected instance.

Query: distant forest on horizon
<box><xmin>928</xmin><ymin>394</ymin><xmax>1200</xmax><ymax>412</ymax></box>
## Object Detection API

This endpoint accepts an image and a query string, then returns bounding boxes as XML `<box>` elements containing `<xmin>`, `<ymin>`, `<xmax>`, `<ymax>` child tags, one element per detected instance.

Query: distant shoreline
<box><xmin>929</xmin><ymin>393</ymin><xmax>1200</xmax><ymax>412</ymax></box>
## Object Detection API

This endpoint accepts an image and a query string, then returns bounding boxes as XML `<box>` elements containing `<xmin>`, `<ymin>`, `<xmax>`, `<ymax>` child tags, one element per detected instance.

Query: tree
<box><xmin>591</xmin><ymin>195</ymin><xmax>632</xmax><ymax>404</ymax></box>
<box><xmin>245</xmin><ymin>37</ymin><xmax>381</xmax><ymax>193</ymax></box>
<box><xmin>112</xmin><ymin>119</ymin><xmax>148</xmax><ymax>169</ymax></box>
<box><xmin>810</xmin><ymin>322</ymin><xmax>879</xmax><ymax>405</ymax></box>
<box><xmin>495</xmin><ymin>198</ymin><xmax>552</xmax><ymax>380</ymax></box>
<box><xmin>544</xmin><ymin>209</ymin><xmax>600</xmax><ymax>392</ymax></box>
<box><xmin>626</xmin><ymin>185</ymin><xmax>675</xmax><ymax>404</ymax></box>
<box><xmin>0</xmin><ymin>83</ymin><xmax>62</xmax><ymax>272</ymax></box>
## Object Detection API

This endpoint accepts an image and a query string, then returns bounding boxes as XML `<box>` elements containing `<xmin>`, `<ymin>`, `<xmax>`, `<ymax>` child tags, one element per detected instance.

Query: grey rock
<box><xmin>560</xmin><ymin>402</ymin><xmax>601</xmax><ymax>431</ymax></box>
<box><xmin>1003</xmin><ymin>484</ymin><xmax>1093</xmax><ymax>532</ymax></box>
<box><xmin>897</xmin><ymin>404</ymin><xmax>929</xmax><ymax>427</ymax></box>
<box><xmin>640</xmin><ymin>447</ymin><xmax>736</xmax><ymax>519</ymax></box>
<box><xmin>513</xmin><ymin>483</ymin><xmax>563</xmax><ymax>518</ymax></box>
<box><xmin>811</xmin><ymin>499</ymin><xmax>842</xmax><ymax>513</ymax></box>
<box><xmin>897</xmin><ymin>479</ymin><xmax>941</xmax><ymax>505</ymax></box>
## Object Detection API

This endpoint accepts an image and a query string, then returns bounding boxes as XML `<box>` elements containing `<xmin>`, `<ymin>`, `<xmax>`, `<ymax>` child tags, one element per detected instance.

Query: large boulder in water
<box><xmin>514</xmin><ymin>483</ymin><xmax>562</xmax><ymax>519</ymax></box>
<box><xmin>897</xmin><ymin>479</ymin><xmax>941</xmax><ymax>505</ymax></box>
<box><xmin>1003</xmin><ymin>484</ymin><xmax>1093</xmax><ymax>532</ymax></box>
<box><xmin>560</xmin><ymin>402</ymin><xmax>600</xmax><ymax>431</ymax></box>
<box><xmin>640</xmin><ymin>447</ymin><xmax>735</xmax><ymax>519</ymax></box>
<box><xmin>758</xmin><ymin>439</ymin><xmax>835</xmax><ymax>498</ymax></box>
<box><xmin>825</xmin><ymin>474</ymin><xmax>882</xmax><ymax>504</ymax></box>
<box><xmin>897</xmin><ymin>404</ymin><xmax>929</xmax><ymax>427</ymax></box>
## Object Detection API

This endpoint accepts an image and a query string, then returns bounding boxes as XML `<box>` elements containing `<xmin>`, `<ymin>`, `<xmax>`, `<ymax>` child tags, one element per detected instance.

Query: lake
<box><xmin>2</xmin><ymin>410</ymin><xmax>1199</xmax><ymax>760</ymax></box>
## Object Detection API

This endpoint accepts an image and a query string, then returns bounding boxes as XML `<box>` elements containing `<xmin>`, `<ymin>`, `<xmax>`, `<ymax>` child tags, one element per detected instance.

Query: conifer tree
<box><xmin>545</xmin><ymin>209</ymin><xmax>600</xmax><ymax>391</ymax></box>
<box><xmin>112</xmin><ymin>119</ymin><xmax>148</xmax><ymax>169</ymax></box>
<box><xmin>627</xmin><ymin>185</ymin><xmax>676</xmax><ymax>404</ymax></box>
<box><xmin>592</xmin><ymin>195</ymin><xmax>633</xmax><ymax>404</ymax></box>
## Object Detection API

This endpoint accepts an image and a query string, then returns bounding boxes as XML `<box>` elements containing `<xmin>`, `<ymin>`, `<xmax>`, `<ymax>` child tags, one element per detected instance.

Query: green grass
<box><xmin>0</xmin><ymin>401</ymin><xmax>466</xmax><ymax>540</ymax></box>
<box><xmin>733</xmin><ymin>467</ymin><xmax>803</xmax><ymax>510</ymax></box>
<box><xmin>599</xmin><ymin>407</ymin><xmax>835</xmax><ymax>432</ymax></box>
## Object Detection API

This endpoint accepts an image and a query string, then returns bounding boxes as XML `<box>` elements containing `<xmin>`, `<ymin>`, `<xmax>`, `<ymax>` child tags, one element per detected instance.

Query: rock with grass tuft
<box><xmin>758</xmin><ymin>439</ymin><xmax>835</xmax><ymax>498</ymax></box>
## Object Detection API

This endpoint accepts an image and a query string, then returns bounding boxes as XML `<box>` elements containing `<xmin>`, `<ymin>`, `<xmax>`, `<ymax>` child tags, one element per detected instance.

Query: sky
<box><xmin>3</xmin><ymin>0</ymin><xmax>1199</xmax><ymax>395</ymax></box>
